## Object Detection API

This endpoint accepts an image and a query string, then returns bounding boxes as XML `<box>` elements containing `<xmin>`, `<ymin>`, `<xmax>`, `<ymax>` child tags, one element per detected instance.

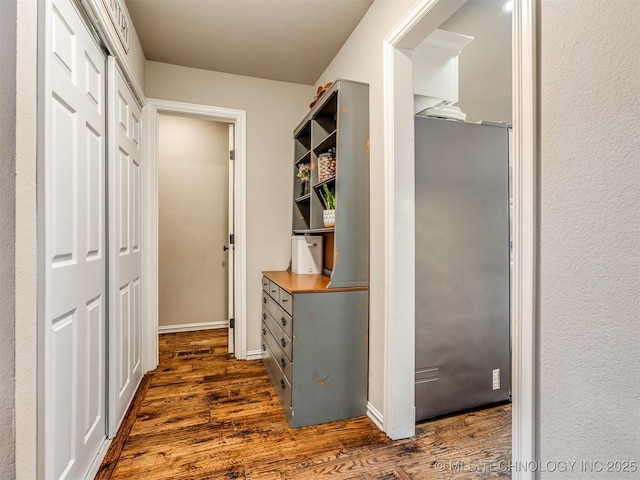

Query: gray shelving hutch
<box><xmin>262</xmin><ymin>80</ymin><xmax>370</xmax><ymax>428</ymax></box>
<box><xmin>292</xmin><ymin>79</ymin><xmax>370</xmax><ymax>287</ymax></box>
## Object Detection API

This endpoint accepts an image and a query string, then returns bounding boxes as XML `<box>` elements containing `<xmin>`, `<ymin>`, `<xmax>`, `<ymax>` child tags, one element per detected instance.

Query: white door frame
<box><xmin>227</xmin><ymin>124</ymin><xmax>236</xmax><ymax>354</ymax></box>
<box><xmin>382</xmin><ymin>0</ymin><xmax>537</xmax><ymax>478</ymax></box>
<box><xmin>142</xmin><ymin>99</ymin><xmax>248</xmax><ymax>370</ymax></box>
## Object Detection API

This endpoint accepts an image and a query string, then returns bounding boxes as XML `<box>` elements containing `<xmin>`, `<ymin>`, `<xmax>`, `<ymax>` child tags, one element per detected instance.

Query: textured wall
<box><xmin>158</xmin><ymin>115</ymin><xmax>229</xmax><ymax>328</ymax></box>
<box><xmin>145</xmin><ymin>62</ymin><xmax>313</xmax><ymax>354</ymax></box>
<box><xmin>538</xmin><ymin>0</ymin><xmax>640</xmax><ymax>477</ymax></box>
<box><xmin>14</xmin><ymin>0</ymin><xmax>38</xmax><ymax>477</ymax></box>
<box><xmin>0</xmin><ymin>0</ymin><xmax>17</xmax><ymax>478</ymax></box>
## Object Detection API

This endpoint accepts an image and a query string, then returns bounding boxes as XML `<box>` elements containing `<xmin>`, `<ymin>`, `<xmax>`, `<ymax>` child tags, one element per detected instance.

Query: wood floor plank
<box><xmin>95</xmin><ymin>373</ymin><xmax>152</xmax><ymax>480</ymax></box>
<box><xmin>101</xmin><ymin>328</ymin><xmax>511</xmax><ymax>479</ymax></box>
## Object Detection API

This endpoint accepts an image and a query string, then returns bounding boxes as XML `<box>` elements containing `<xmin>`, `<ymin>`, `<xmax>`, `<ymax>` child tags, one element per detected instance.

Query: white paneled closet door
<box><xmin>108</xmin><ymin>57</ymin><xmax>144</xmax><ymax>436</ymax></box>
<box><xmin>44</xmin><ymin>0</ymin><xmax>107</xmax><ymax>477</ymax></box>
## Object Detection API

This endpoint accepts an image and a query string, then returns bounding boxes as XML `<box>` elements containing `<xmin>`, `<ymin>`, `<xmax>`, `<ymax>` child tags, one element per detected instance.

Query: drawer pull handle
<box><xmin>271</xmin><ymin>289</ymin><xmax>277</xmax><ymax>293</ymax></box>
<box><xmin>280</xmin><ymin>379</ymin><xmax>286</xmax><ymax>390</ymax></box>
<box><xmin>280</xmin><ymin>357</ymin><xmax>286</xmax><ymax>368</ymax></box>
<box><xmin>262</xmin><ymin>343</ymin><xmax>266</xmax><ymax>351</ymax></box>
<box><xmin>281</xmin><ymin>317</ymin><xmax>287</xmax><ymax>326</ymax></box>
<box><xmin>280</xmin><ymin>338</ymin><xmax>286</xmax><ymax>348</ymax></box>
<box><xmin>262</xmin><ymin>328</ymin><xmax>266</xmax><ymax>335</ymax></box>
<box><xmin>282</xmin><ymin>298</ymin><xmax>289</xmax><ymax>303</ymax></box>
<box><xmin>262</xmin><ymin>313</ymin><xmax>266</xmax><ymax>320</ymax></box>
<box><xmin>263</xmin><ymin>298</ymin><xmax>266</xmax><ymax>304</ymax></box>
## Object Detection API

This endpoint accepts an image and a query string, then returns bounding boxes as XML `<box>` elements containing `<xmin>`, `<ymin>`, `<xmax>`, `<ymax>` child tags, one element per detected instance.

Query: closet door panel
<box><xmin>108</xmin><ymin>57</ymin><xmax>144</xmax><ymax>437</ymax></box>
<box><xmin>45</xmin><ymin>0</ymin><xmax>107</xmax><ymax>478</ymax></box>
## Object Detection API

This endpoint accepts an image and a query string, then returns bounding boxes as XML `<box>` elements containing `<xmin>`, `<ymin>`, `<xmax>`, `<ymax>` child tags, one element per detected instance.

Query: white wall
<box><xmin>158</xmin><ymin>115</ymin><xmax>229</xmax><ymax>329</ymax></box>
<box><xmin>126</xmin><ymin>17</ymin><xmax>146</xmax><ymax>92</ymax></box>
<box><xmin>0</xmin><ymin>0</ymin><xmax>17</xmax><ymax>477</ymax></box>
<box><xmin>145</xmin><ymin>61</ymin><xmax>313</xmax><ymax>354</ymax></box>
<box><xmin>14</xmin><ymin>0</ymin><xmax>38</xmax><ymax>477</ymax></box>
<box><xmin>313</xmin><ymin>0</ymin><xmax>419</xmax><ymax>414</ymax></box>
<box><xmin>537</xmin><ymin>0</ymin><xmax>640</xmax><ymax>476</ymax></box>
<box><xmin>440</xmin><ymin>0</ymin><xmax>511</xmax><ymax>123</ymax></box>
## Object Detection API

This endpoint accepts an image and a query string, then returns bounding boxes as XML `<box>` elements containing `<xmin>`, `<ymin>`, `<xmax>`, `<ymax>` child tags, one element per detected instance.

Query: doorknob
<box><xmin>223</xmin><ymin>246</ymin><xmax>229</xmax><ymax>251</ymax></box>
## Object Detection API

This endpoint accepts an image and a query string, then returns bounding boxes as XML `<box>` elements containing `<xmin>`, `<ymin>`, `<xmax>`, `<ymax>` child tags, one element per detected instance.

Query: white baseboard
<box><xmin>158</xmin><ymin>321</ymin><xmax>227</xmax><ymax>334</ymax></box>
<box><xmin>367</xmin><ymin>402</ymin><xmax>384</xmax><ymax>431</ymax></box>
<box><xmin>245</xmin><ymin>349</ymin><xmax>263</xmax><ymax>360</ymax></box>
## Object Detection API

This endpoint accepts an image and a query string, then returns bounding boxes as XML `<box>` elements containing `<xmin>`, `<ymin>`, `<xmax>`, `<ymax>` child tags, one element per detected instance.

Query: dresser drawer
<box><xmin>262</xmin><ymin>294</ymin><xmax>292</xmax><ymax>340</ymax></box>
<box><xmin>272</xmin><ymin>365</ymin><xmax>292</xmax><ymax>414</ymax></box>
<box><xmin>276</xmin><ymin>308</ymin><xmax>292</xmax><ymax>340</ymax></box>
<box><xmin>262</xmin><ymin>291</ymin><xmax>278</xmax><ymax>319</ymax></box>
<box><xmin>261</xmin><ymin>322</ymin><xmax>269</xmax><ymax>356</ymax></box>
<box><xmin>268</xmin><ymin>281</ymin><xmax>280</xmax><ymax>302</ymax></box>
<box><xmin>263</xmin><ymin>292</ymin><xmax>293</xmax><ymax>338</ymax></box>
<box><xmin>278</xmin><ymin>290</ymin><xmax>293</xmax><ymax>315</ymax></box>
<box><xmin>262</xmin><ymin>306</ymin><xmax>287</xmax><ymax>344</ymax></box>
<box><xmin>262</xmin><ymin>276</ymin><xmax>270</xmax><ymax>293</ymax></box>
<box><xmin>272</xmin><ymin>326</ymin><xmax>292</xmax><ymax>362</ymax></box>
<box><xmin>262</xmin><ymin>304</ymin><xmax>292</xmax><ymax>361</ymax></box>
<box><xmin>261</xmin><ymin>324</ymin><xmax>292</xmax><ymax>410</ymax></box>
<box><xmin>262</xmin><ymin>321</ymin><xmax>293</xmax><ymax>382</ymax></box>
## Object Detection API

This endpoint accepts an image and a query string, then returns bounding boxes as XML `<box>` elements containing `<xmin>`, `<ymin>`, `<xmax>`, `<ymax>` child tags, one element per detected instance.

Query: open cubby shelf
<box><xmin>291</xmin><ymin>80</ymin><xmax>370</xmax><ymax>288</ymax></box>
<box><xmin>295</xmin><ymin>150</ymin><xmax>311</xmax><ymax>166</ymax></box>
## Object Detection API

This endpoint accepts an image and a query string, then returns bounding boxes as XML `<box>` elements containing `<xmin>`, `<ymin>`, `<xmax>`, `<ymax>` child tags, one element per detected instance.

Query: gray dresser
<box><xmin>262</xmin><ymin>80</ymin><xmax>370</xmax><ymax>428</ymax></box>
<box><xmin>261</xmin><ymin>271</ymin><xmax>368</xmax><ymax>428</ymax></box>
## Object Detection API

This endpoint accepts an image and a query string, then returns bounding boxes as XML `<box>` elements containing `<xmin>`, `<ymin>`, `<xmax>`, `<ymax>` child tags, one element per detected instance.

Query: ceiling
<box><xmin>125</xmin><ymin>0</ymin><xmax>374</xmax><ymax>85</ymax></box>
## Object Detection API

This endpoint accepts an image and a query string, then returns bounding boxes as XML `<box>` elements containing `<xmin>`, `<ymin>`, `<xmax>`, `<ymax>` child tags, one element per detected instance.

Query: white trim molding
<box><xmin>158</xmin><ymin>322</ymin><xmax>228</xmax><ymax>334</ymax></box>
<box><xmin>511</xmin><ymin>1</ymin><xmax>537</xmax><ymax>479</ymax></box>
<box><xmin>367</xmin><ymin>402</ymin><xmax>384</xmax><ymax>432</ymax></box>
<box><xmin>245</xmin><ymin>350</ymin><xmax>264</xmax><ymax>361</ymax></box>
<box><xmin>381</xmin><ymin>1</ymin><xmax>538</xmax><ymax>467</ymax></box>
<box><xmin>382</xmin><ymin>0</ymin><xmax>466</xmax><ymax>441</ymax></box>
<box><xmin>143</xmin><ymin>99</ymin><xmax>248</xmax><ymax>372</ymax></box>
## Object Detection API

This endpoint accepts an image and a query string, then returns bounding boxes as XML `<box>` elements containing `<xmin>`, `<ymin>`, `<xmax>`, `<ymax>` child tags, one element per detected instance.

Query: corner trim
<box><xmin>510</xmin><ymin>1</ymin><xmax>538</xmax><ymax>479</ymax></box>
<box><xmin>367</xmin><ymin>402</ymin><xmax>384</xmax><ymax>432</ymax></box>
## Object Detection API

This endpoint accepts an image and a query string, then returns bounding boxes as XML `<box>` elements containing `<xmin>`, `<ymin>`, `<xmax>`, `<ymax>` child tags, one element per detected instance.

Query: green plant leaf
<box><xmin>321</xmin><ymin>183</ymin><xmax>336</xmax><ymax>210</ymax></box>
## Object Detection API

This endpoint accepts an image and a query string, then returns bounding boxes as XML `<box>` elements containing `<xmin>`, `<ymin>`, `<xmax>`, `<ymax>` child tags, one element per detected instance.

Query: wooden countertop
<box><xmin>263</xmin><ymin>271</ymin><xmax>368</xmax><ymax>294</ymax></box>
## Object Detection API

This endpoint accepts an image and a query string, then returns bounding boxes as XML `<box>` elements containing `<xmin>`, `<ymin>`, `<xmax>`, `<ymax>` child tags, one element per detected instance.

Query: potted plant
<box><xmin>319</xmin><ymin>184</ymin><xmax>336</xmax><ymax>227</ymax></box>
<box><xmin>296</xmin><ymin>164</ymin><xmax>310</xmax><ymax>196</ymax></box>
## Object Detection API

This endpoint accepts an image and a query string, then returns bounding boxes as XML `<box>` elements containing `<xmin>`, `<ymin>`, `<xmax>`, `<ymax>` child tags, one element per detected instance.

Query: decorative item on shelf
<box><xmin>323</xmin><ymin>210</ymin><xmax>336</xmax><ymax>228</ymax></box>
<box><xmin>319</xmin><ymin>183</ymin><xmax>336</xmax><ymax>227</ymax></box>
<box><xmin>318</xmin><ymin>147</ymin><xmax>336</xmax><ymax>182</ymax></box>
<box><xmin>309</xmin><ymin>82</ymin><xmax>333</xmax><ymax>108</ymax></box>
<box><xmin>297</xmin><ymin>163</ymin><xmax>311</xmax><ymax>196</ymax></box>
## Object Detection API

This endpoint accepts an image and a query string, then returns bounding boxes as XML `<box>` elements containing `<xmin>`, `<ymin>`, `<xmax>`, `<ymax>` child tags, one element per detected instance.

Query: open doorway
<box><xmin>157</xmin><ymin>115</ymin><xmax>231</xmax><ymax>336</ymax></box>
<box><xmin>382</xmin><ymin>2</ymin><xmax>537</xmax><ymax>475</ymax></box>
<box><xmin>413</xmin><ymin>0</ymin><xmax>512</xmax><ymax>421</ymax></box>
<box><xmin>143</xmin><ymin>100</ymin><xmax>247</xmax><ymax>370</ymax></box>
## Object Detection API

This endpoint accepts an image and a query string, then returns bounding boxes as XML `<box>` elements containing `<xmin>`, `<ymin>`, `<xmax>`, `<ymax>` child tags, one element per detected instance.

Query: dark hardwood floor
<box><xmin>97</xmin><ymin>329</ymin><xmax>511</xmax><ymax>479</ymax></box>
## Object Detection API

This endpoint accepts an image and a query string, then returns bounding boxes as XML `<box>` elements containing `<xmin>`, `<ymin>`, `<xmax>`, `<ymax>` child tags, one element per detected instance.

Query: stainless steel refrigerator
<box><xmin>414</xmin><ymin>116</ymin><xmax>511</xmax><ymax>421</ymax></box>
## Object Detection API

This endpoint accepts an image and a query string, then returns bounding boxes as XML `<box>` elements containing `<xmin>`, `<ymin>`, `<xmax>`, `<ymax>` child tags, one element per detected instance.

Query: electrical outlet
<box><xmin>492</xmin><ymin>369</ymin><xmax>500</xmax><ymax>390</ymax></box>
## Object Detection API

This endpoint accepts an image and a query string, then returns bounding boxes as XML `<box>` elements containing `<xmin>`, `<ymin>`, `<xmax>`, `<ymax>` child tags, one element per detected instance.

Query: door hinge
<box><xmin>229</xmin><ymin>318</ymin><xmax>235</xmax><ymax>328</ymax></box>
<box><xmin>229</xmin><ymin>150</ymin><xmax>235</xmax><ymax>160</ymax></box>
<box><xmin>229</xmin><ymin>234</ymin><xmax>235</xmax><ymax>245</ymax></box>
